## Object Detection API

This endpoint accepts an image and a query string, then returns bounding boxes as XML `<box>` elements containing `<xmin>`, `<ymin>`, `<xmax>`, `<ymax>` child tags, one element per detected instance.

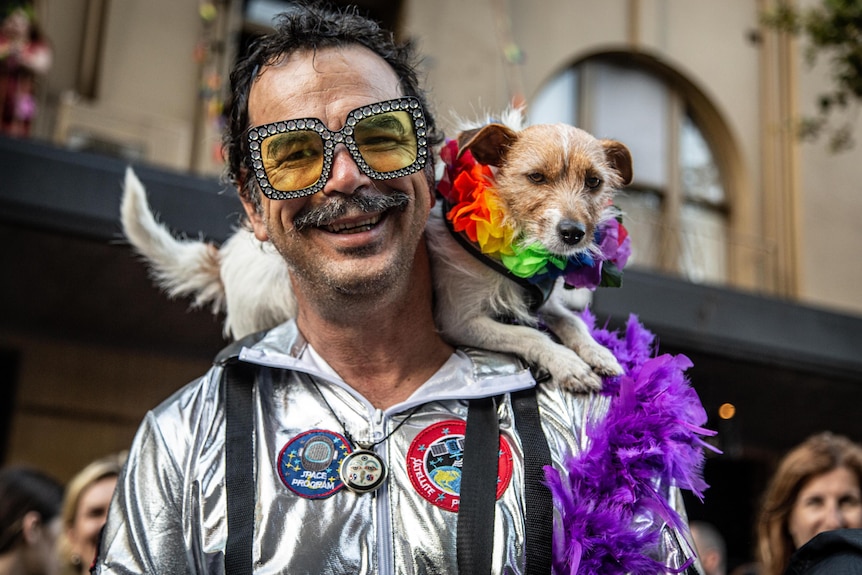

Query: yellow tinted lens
<box><xmin>354</xmin><ymin>111</ymin><xmax>417</xmax><ymax>173</ymax></box>
<box><xmin>261</xmin><ymin>130</ymin><xmax>324</xmax><ymax>192</ymax></box>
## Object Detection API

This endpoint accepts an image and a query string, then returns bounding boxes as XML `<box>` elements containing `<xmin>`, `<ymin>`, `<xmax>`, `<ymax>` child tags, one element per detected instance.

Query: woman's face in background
<box><xmin>67</xmin><ymin>475</ymin><xmax>117</xmax><ymax>569</ymax></box>
<box><xmin>788</xmin><ymin>466</ymin><xmax>862</xmax><ymax>549</ymax></box>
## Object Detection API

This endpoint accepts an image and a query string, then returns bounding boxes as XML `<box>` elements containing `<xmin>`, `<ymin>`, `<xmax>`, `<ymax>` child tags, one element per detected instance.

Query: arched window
<box><xmin>529</xmin><ymin>54</ymin><xmax>729</xmax><ymax>284</ymax></box>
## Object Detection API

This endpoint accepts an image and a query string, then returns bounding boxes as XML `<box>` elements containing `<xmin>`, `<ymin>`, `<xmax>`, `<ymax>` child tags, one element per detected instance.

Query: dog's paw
<box><xmin>577</xmin><ymin>342</ymin><xmax>624</xmax><ymax>377</ymax></box>
<box><xmin>544</xmin><ymin>349</ymin><xmax>605</xmax><ymax>392</ymax></box>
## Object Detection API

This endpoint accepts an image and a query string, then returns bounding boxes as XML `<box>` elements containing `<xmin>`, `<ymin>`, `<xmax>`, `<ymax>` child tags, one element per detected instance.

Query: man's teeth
<box><xmin>325</xmin><ymin>215</ymin><xmax>381</xmax><ymax>234</ymax></box>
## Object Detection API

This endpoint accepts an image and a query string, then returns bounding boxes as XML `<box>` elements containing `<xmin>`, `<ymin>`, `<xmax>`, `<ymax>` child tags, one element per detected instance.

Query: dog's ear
<box><xmin>457</xmin><ymin>124</ymin><xmax>518</xmax><ymax>167</ymax></box>
<box><xmin>601</xmin><ymin>140</ymin><xmax>633</xmax><ymax>186</ymax></box>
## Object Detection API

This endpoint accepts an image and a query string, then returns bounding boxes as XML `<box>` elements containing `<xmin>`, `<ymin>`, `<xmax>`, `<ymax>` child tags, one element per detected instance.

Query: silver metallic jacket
<box><xmin>94</xmin><ymin>321</ymin><xmax>696</xmax><ymax>574</ymax></box>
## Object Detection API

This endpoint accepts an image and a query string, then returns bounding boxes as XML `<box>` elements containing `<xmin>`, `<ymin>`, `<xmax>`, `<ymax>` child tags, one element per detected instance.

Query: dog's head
<box><xmin>457</xmin><ymin>123</ymin><xmax>632</xmax><ymax>257</ymax></box>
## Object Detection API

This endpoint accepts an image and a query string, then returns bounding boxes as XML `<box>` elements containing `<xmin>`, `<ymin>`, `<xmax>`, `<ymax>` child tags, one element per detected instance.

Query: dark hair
<box><xmin>0</xmin><ymin>466</ymin><xmax>63</xmax><ymax>553</ymax></box>
<box><xmin>222</xmin><ymin>1</ymin><xmax>442</xmax><ymax>209</ymax></box>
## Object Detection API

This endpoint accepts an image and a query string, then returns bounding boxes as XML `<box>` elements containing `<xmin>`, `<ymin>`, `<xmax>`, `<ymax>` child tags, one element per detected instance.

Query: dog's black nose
<box><xmin>558</xmin><ymin>220</ymin><xmax>586</xmax><ymax>245</ymax></box>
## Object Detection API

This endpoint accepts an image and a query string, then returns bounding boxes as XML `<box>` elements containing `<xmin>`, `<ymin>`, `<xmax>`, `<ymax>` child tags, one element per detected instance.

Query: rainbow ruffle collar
<box><xmin>436</xmin><ymin>139</ymin><xmax>632</xmax><ymax>293</ymax></box>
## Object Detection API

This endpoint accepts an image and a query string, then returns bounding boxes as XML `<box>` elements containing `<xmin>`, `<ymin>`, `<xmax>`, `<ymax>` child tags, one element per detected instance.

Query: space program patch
<box><xmin>277</xmin><ymin>429</ymin><xmax>351</xmax><ymax>498</ymax></box>
<box><xmin>406</xmin><ymin>419</ymin><xmax>513</xmax><ymax>511</ymax></box>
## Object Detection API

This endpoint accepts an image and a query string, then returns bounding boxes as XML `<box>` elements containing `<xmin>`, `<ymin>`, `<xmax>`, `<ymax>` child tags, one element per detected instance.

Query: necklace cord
<box><xmin>306</xmin><ymin>375</ymin><xmax>422</xmax><ymax>449</ymax></box>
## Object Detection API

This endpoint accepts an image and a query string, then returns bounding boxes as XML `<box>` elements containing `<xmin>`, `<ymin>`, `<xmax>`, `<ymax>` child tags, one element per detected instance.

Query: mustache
<box><xmin>293</xmin><ymin>190</ymin><xmax>411</xmax><ymax>231</ymax></box>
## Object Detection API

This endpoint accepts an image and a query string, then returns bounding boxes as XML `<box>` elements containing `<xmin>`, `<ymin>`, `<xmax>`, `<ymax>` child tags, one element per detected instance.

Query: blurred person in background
<box><xmin>692</xmin><ymin>520</ymin><xmax>728</xmax><ymax>575</ymax></box>
<box><xmin>0</xmin><ymin>466</ymin><xmax>64</xmax><ymax>575</ymax></box>
<box><xmin>0</xmin><ymin>2</ymin><xmax>52</xmax><ymax>136</ymax></box>
<box><xmin>58</xmin><ymin>453</ymin><xmax>126</xmax><ymax>575</ymax></box>
<box><xmin>757</xmin><ymin>432</ymin><xmax>862</xmax><ymax>575</ymax></box>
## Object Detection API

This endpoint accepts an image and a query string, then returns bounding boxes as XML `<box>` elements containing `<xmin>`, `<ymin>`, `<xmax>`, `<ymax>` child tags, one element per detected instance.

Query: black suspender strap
<box><xmin>456</xmin><ymin>396</ymin><xmax>499</xmax><ymax>575</ymax></box>
<box><xmin>512</xmin><ymin>386</ymin><xmax>555</xmax><ymax>575</ymax></box>
<box><xmin>457</xmin><ymin>387</ymin><xmax>554</xmax><ymax>575</ymax></box>
<box><xmin>223</xmin><ymin>360</ymin><xmax>256</xmax><ymax>575</ymax></box>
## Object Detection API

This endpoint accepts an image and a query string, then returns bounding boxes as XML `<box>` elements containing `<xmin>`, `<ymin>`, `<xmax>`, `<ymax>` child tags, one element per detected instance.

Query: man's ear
<box><xmin>700</xmin><ymin>549</ymin><xmax>720</xmax><ymax>572</ymax></box>
<box><xmin>21</xmin><ymin>511</ymin><xmax>43</xmax><ymax>544</ymax></box>
<box><xmin>240</xmin><ymin>194</ymin><xmax>269</xmax><ymax>242</ymax></box>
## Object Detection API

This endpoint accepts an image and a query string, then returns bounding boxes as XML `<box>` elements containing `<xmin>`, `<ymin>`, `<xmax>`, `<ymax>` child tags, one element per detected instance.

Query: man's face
<box><xmin>242</xmin><ymin>45</ymin><xmax>434</xmax><ymax>307</ymax></box>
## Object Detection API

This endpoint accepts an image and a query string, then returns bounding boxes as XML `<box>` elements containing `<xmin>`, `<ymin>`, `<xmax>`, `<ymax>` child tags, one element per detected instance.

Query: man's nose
<box><xmin>322</xmin><ymin>146</ymin><xmax>369</xmax><ymax>195</ymax></box>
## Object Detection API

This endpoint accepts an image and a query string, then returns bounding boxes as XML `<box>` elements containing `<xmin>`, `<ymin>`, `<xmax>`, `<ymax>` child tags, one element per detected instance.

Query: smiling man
<box><xmin>92</xmin><ymin>3</ymin><xmax>699</xmax><ymax>574</ymax></box>
<box><xmin>240</xmin><ymin>43</ymin><xmax>449</xmax><ymax>409</ymax></box>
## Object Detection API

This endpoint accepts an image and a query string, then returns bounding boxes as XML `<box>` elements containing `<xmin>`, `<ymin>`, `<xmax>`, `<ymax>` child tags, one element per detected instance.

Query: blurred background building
<box><xmin>2</xmin><ymin>0</ymin><xmax>861</xmax><ymax>569</ymax></box>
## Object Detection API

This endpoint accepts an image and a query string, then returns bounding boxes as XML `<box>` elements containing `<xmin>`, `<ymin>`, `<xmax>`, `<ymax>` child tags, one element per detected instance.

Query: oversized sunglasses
<box><xmin>247</xmin><ymin>96</ymin><xmax>429</xmax><ymax>200</ymax></box>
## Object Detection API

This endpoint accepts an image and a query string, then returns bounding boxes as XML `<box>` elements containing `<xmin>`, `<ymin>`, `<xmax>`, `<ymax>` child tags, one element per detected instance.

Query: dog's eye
<box><xmin>585</xmin><ymin>177</ymin><xmax>602</xmax><ymax>189</ymax></box>
<box><xmin>527</xmin><ymin>173</ymin><xmax>546</xmax><ymax>184</ymax></box>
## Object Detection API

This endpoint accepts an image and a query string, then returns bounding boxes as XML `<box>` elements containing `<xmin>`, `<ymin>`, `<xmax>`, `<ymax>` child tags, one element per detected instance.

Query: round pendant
<box><xmin>339</xmin><ymin>449</ymin><xmax>387</xmax><ymax>494</ymax></box>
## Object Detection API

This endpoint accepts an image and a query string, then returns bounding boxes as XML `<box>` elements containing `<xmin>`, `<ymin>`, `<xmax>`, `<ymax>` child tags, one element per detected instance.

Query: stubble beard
<box><xmin>269</xmin><ymin>189</ymin><xmax>426</xmax><ymax>318</ymax></box>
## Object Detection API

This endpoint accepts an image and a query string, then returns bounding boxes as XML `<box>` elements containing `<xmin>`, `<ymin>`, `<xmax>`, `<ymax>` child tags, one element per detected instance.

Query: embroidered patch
<box><xmin>406</xmin><ymin>419</ymin><xmax>513</xmax><ymax>511</ymax></box>
<box><xmin>277</xmin><ymin>429</ymin><xmax>351</xmax><ymax>498</ymax></box>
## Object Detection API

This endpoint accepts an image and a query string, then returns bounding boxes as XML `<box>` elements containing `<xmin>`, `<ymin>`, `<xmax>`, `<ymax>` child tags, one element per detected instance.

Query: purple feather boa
<box><xmin>545</xmin><ymin>309</ymin><xmax>718</xmax><ymax>574</ymax></box>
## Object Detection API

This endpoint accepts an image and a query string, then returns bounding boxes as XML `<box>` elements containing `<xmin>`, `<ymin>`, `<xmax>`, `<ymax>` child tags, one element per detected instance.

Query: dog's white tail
<box><xmin>120</xmin><ymin>167</ymin><xmax>225</xmax><ymax>315</ymax></box>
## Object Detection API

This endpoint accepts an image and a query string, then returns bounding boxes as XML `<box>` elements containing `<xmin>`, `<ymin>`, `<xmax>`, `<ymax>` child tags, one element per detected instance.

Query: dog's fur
<box><xmin>121</xmin><ymin>116</ymin><xmax>632</xmax><ymax>391</ymax></box>
<box><xmin>121</xmin><ymin>168</ymin><xmax>296</xmax><ymax>340</ymax></box>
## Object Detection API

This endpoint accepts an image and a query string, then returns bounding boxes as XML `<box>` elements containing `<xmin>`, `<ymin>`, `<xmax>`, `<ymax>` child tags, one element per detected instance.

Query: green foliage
<box><xmin>762</xmin><ymin>0</ymin><xmax>862</xmax><ymax>152</ymax></box>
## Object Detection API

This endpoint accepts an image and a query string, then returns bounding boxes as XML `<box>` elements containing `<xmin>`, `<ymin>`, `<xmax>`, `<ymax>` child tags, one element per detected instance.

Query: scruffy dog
<box><xmin>426</xmin><ymin>118</ymin><xmax>632</xmax><ymax>390</ymax></box>
<box><xmin>121</xmin><ymin>115</ymin><xmax>632</xmax><ymax>391</ymax></box>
